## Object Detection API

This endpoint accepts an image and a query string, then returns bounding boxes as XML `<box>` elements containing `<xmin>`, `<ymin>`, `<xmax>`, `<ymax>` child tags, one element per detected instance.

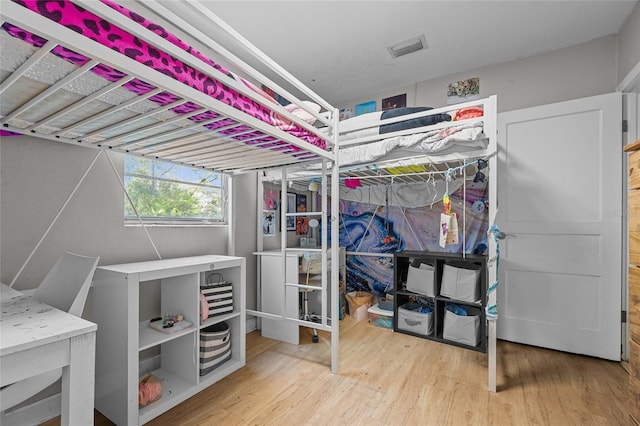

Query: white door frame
<box><xmin>618</xmin><ymin>60</ymin><xmax>640</xmax><ymax>362</ymax></box>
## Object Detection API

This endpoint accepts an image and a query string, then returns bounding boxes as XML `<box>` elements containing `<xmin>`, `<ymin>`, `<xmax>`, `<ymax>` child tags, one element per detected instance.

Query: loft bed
<box><xmin>0</xmin><ymin>0</ymin><xmax>338</xmax><ymax>172</ymax></box>
<box><xmin>1</xmin><ymin>0</ymin><xmax>498</xmax><ymax>400</ymax></box>
<box><xmin>0</xmin><ymin>0</ymin><xmax>344</xmax><ymax>422</ymax></box>
<box><xmin>259</xmin><ymin>94</ymin><xmax>499</xmax><ymax>391</ymax></box>
<box><xmin>264</xmin><ymin>96</ymin><xmax>495</xmax><ymax>182</ymax></box>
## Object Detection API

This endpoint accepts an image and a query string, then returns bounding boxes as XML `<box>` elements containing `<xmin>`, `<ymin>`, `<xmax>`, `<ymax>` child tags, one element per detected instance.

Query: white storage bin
<box><xmin>397</xmin><ymin>305</ymin><xmax>433</xmax><ymax>336</ymax></box>
<box><xmin>443</xmin><ymin>308</ymin><xmax>480</xmax><ymax>346</ymax></box>
<box><xmin>406</xmin><ymin>263</ymin><xmax>436</xmax><ymax>296</ymax></box>
<box><xmin>440</xmin><ymin>263</ymin><xmax>480</xmax><ymax>302</ymax></box>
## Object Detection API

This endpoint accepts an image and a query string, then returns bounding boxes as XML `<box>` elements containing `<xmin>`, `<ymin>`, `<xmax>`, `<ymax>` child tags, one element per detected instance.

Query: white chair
<box><xmin>300</xmin><ymin>253</ymin><xmax>331</xmax><ymax>343</ymax></box>
<box><xmin>0</xmin><ymin>252</ymin><xmax>100</xmax><ymax>412</ymax></box>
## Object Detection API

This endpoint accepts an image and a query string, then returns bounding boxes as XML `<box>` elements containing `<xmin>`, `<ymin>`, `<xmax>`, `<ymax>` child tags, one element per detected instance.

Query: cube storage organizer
<box><xmin>393</xmin><ymin>251</ymin><xmax>488</xmax><ymax>353</ymax></box>
<box><xmin>200</xmin><ymin>321</ymin><xmax>232</xmax><ymax>376</ymax></box>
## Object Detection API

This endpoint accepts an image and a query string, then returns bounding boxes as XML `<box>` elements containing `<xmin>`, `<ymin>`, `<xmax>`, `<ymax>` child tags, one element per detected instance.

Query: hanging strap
<box><xmin>9</xmin><ymin>150</ymin><xmax>102</xmax><ymax>288</ymax></box>
<box><xmin>486</xmin><ymin>223</ymin><xmax>501</xmax><ymax>319</ymax></box>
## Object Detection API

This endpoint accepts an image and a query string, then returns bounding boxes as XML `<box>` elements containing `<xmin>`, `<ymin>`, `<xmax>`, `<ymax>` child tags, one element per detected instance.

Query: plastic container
<box><xmin>368</xmin><ymin>304</ymin><xmax>394</xmax><ymax>329</ymax></box>
<box><xmin>377</xmin><ymin>297</ymin><xmax>394</xmax><ymax>311</ymax></box>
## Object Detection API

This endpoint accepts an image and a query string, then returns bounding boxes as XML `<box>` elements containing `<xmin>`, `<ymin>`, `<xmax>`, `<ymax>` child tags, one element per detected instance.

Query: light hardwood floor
<box><xmin>46</xmin><ymin>316</ymin><xmax>629</xmax><ymax>425</ymax></box>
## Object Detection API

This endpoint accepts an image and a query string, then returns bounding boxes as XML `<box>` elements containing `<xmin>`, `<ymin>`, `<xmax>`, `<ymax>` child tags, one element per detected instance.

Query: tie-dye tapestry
<box><xmin>337</xmin><ymin>181</ymin><xmax>488</xmax><ymax>296</ymax></box>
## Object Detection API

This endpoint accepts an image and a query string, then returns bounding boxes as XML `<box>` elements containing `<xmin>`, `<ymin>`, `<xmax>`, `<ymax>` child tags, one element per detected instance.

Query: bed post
<box><xmin>331</xmin><ymin>108</ymin><xmax>340</xmax><ymax>374</ymax></box>
<box><xmin>227</xmin><ymin>174</ymin><xmax>235</xmax><ymax>256</ymax></box>
<box><xmin>486</xmin><ymin>95</ymin><xmax>498</xmax><ymax>392</ymax></box>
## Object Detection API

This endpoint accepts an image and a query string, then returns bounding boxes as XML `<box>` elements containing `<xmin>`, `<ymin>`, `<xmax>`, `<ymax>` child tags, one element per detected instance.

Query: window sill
<box><xmin>125</xmin><ymin>221</ymin><xmax>228</xmax><ymax>228</ymax></box>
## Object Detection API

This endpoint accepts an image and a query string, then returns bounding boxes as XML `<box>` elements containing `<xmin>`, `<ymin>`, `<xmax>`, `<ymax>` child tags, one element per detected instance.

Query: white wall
<box><xmin>0</xmin><ymin>136</ymin><xmax>229</xmax><ymax>296</ymax></box>
<box><xmin>2</xmin><ymin>27</ymin><xmax>637</xmax><ymax>325</ymax></box>
<box><xmin>339</xmin><ymin>36</ymin><xmax>619</xmax><ymax>113</ymax></box>
<box><xmin>232</xmin><ymin>172</ymin><xmax>258</xmax><ymax>310</ymax></box>
<box><xmin>618</xmin><ymin>1</ymin><xmax>640</xmax><ymax>84</ymax></box>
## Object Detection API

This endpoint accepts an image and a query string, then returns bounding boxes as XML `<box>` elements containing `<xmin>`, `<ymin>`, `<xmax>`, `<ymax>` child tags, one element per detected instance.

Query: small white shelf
<box><xmin>138</xmin><ymin>368</ymin><xmax>194</xmax><ymax>424</ymax></box>
<box><xmin>199</xmin><ymin>311</ymin><xmax>240</xmax><ymax>330</ymax></box>
<box><xmin>138</xmin><ymin>321</ymin><xmax>196</xmax><ymax>352</ymax></box>
<box><xmin>93</xmin><ymin>255</ymin><xmax>246</xmax><ymax>426</ymax></box>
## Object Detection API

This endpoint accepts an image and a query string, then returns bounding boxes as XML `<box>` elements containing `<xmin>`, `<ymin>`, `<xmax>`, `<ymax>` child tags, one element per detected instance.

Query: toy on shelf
<box><xmin>148</xmin><ymin>314</ymin><xmax>193</xmax><ymax>334</ymax></box>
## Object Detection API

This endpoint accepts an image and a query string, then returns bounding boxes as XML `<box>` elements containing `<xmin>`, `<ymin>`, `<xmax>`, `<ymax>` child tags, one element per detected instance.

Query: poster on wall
<box><xmin>354</xmin><ymin>100</ymin><xmax>376</xmax><ymax>116</ymax></box>
<box><xmin>339</xmin><ymin>108</ymin><xmax>353</xmax><ymax>121</ymax></box>
<box><xmin>339</xmin><ymin>181</ymin><xmax>489</xmax><ymax>296</ymax></box>
<box><xmin>447</xmin><ymin>77</ymin><xmax>480</xmax><ymax>105</ymax></box>
<box><xmin>262</xmin><ymin>210</ymin><xmax>276</xmax><ymax>237</ymax></box>
<box><xmin>264</xmin><ymin>189</ymin><xmax>278</xmax><ymax>210</ymax></box>
<box><xmin>286</xmin><ymin>192</ymin><xmax>296</xmax><ymax>231</ymax></box>
<box><xmin>382</xmin><ymin>94</ymin><xmax>406</xmax><ymax>111</ymax></box>
<box><xmin>296</xmin><ymin>194</ymin><xmax>308</xmax><ymax>235</ymax></box>
<box><xmin>296</xmin><ymin>217</ymin><xmax>309</xmax><ymax>235</ymax></box>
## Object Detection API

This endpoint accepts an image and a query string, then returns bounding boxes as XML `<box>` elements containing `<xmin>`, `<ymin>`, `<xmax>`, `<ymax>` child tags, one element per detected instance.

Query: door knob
<box><xmin>496</xmin><ymin>232</ymin><xmax>516</xmax><ymax>240</ymax></box>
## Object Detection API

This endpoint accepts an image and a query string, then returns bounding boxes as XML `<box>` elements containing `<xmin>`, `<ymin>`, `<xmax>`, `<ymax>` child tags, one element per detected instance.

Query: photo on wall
<box><xmin>296</xmin><ymin>217</ymin><xmax>309</xmax><ymax>235</ymax></box>
<box><xmin>339</xmin><ymin>108</ymin><xmax>353</xmax><ymax>120</ymax></box>
<box><xmin>286</xmin><ymin>192</ymin><xmax>296</xmax><ymax>230</ymax></box>
<box><xmin>447</xmin><ymin>77</ymin><xmax>480</xmax><ymax>105</ymax></box>
<box><xmin>263</xmin><ymin>210</ymin><xmax>276</xmax><ymax>237</ymax></box>
<box><xmin>382</xmin><ymin>93</ymin><xmax>406</xmax><ymax>111</ymax></box>
<box><xmin>296</xmin><ymin>194</ymin><xmax>308</xmax><ymax>235</ymax></box>
<box><xmin>354</xmin><ymin>100</ymin><xmax>376</xmax><ymax>116</ymax></box>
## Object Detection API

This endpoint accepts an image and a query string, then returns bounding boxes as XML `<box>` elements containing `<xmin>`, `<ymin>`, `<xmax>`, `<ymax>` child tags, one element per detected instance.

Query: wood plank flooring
<box><xmin>46</xmin><ymin>316</ymin><xmax>629</xmax><ymax>425</ymax></box>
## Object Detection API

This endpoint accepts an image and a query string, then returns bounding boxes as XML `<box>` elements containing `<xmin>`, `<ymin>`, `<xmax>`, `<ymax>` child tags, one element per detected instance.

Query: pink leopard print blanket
<box><xmin>4</xmin><ymin>0</ymin><xmax>327</xmax><ymax>154</ymax></box>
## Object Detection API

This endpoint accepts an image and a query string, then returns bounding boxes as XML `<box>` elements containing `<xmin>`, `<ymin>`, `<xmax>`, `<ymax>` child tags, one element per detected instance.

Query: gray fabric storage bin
<box><xmin>443</xmin><ymin>308</ymin><xmax>480</xmax><ymax>346</ymax></box>
<box><xmin>440</xmin><ymin>263</ymin><xmax>480</xmax><ymax>302</ymax></box>
<box><xmin>406</xmin><ymin>263</ymin><xmax>436</xmax><ymax>296</ymax></box>
<box><xmin>199</xmin><ymin>321</ymin><xmax>231</xmax><ymax>376</ymax></box>
<box><xmin>397</xmin><ymin>305</ymin><xmax>433</xmax><ymax>336</ymax></box>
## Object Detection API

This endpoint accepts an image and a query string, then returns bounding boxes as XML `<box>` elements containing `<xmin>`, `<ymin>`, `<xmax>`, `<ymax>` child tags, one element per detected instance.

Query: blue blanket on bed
<box><xmin>379</xmin><ymin>107</ymin><xmax>451</xmax><ymax>134</ymax></box>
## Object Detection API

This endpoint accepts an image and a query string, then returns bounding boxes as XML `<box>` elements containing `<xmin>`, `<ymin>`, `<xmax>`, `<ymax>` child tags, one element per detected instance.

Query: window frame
<box><xmin>123</xmin><ymin>156</ymin><xmax>228</xmax><ymax>227</ymax></box>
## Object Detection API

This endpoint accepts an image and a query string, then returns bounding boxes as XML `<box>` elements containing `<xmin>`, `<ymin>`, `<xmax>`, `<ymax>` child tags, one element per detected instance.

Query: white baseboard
<box><xmin>246</xmin><ymin>316</ymin><xmax>257</xmax><ymax>333</ymax></box>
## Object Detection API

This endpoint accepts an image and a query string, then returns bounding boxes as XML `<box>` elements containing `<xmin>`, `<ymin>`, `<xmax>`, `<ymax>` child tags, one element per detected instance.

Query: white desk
<box><xmin>254</xmin><ymin>248</ymin><xmax>345</xmax><ymax>345</ymax></box>
<box><xmin>0</xmin><ymin>283</ymin><xmax>97</xmax><ymax>425</ymax></box>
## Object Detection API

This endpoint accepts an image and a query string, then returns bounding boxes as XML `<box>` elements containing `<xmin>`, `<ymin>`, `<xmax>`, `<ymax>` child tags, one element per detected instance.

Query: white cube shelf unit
<box><xmin>92</xmin><ymin>255</ymin><xmax>246</xmax><ymax>425</ymax></box>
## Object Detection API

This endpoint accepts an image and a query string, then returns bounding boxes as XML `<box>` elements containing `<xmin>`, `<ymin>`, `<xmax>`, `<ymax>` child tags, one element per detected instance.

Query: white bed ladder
<box><xmin>251</xmin><ymin>160</ymin><xmax>340</xmax><ymax>373</ymax></box>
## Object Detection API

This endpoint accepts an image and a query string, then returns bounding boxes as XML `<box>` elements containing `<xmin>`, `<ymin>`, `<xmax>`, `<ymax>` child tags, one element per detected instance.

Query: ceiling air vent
<box><xmin>387</xmin><ymin>35</ymin><xmax>427</xmax><ymax>59</ymax></box>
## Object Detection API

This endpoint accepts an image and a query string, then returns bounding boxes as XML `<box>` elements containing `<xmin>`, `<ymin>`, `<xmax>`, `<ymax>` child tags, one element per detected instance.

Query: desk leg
<box><xmin>61</xmin><ymin>331</ymin><xmax>96</xmax><ymax>426</ymax></box>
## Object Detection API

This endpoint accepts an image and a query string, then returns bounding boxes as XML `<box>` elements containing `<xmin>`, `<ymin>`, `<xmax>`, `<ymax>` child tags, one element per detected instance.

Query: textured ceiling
<box><xmin>161</xmin><ymin>1</ymin><xmax>638</xmax><ymax>105</ymax></box>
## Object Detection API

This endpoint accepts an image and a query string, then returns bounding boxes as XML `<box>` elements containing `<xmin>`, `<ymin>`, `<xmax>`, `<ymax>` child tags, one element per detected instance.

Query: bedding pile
<box><xmin>317</xmin><ymin>106</ymin><xmax>486</xmax><ymax>168</ymax></box>
<box><xmin>337</xmin><ymin>120</ymin><xmax>486</xmax><ymax>167</ymax></box>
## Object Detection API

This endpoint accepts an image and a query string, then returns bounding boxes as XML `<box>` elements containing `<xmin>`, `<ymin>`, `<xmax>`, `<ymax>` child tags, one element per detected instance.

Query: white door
<box><xmin>497</xmin><ymin>92</ymin><xmax>622</xmax><ymax>360</ymax></box>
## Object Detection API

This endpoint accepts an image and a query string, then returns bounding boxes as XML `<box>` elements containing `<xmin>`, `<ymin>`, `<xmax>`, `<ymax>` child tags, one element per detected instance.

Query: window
<box><xmin>124</xmin><ymin>156</ymin><xmax>226</xmax><ymax>225</ymax></box>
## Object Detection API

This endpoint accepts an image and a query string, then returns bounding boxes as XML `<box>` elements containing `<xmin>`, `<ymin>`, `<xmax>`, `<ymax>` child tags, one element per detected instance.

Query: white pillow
<box><xmin>284</xmin><ymin>101</ymin><xmax>321</xmax><ymax>124</ymax></box>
